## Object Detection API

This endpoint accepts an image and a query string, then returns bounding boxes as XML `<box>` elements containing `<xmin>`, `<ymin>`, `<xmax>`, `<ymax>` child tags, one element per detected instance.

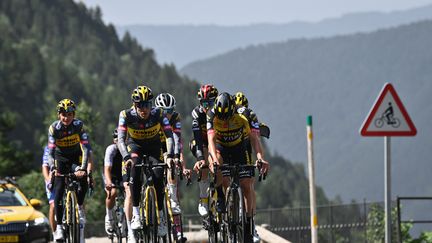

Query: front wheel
<box><xmin>374</xmin><ymin>118</ymin><xmax>384</xmax><ymax>128</ymax></box>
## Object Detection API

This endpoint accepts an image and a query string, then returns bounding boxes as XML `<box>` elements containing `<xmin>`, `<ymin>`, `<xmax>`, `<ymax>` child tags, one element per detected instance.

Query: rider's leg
<box><xmin>53</xmin><ymin>159</ymin><xmax>68</xmax><ymax>240</ymax></box>
<box><xmin>123</xmin><ymin>182</ymin><xmax>133</xmax><ymax>236</ymax></box>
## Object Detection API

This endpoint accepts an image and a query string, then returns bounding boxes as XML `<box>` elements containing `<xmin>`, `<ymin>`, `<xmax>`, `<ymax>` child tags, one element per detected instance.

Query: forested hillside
<box><xmin>0</xmin><ymin>0</ymin><xmax>328</xmax><ymax>223</ymax></box>
<box><xmin>182</xmin><ymin>20</ymin><xmax>432</xmax><ymax>202</ymax></box>
<box><xmin>119</xmin><ymin>4</ymin><xmax>432</xmax><ymax>67</ymax></box>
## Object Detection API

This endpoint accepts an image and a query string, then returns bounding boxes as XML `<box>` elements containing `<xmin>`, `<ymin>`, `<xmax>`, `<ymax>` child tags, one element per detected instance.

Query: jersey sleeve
<box><xmin>104</xmin><ymin>144</ymin><xmax>117</xmax><ymax>167</ymax></box>
<box><xmin>47</xmin><ymin>123</ymin><xmax>56</xmax><ymax>168</ymax></box>
<box><xmin>77</xmin><ymin>120</ymin><xmax>90</xmax><ymax>170</ymax></box>
<box><xmin>160</xmin><ymin>110</ymin><xmax>174</xmax><ymax>157</ymax></box>
<box><xmin>117</xmin><ymin>110</ymin><xmax>130</xmax><ymax>160</ymax></box>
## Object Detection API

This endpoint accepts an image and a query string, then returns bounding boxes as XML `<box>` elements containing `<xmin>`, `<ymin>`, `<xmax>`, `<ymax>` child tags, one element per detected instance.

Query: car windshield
<box><xmin>0</xmin><ymin>188</ymin><xmax>27</xmax><ymax>206</ymax></box>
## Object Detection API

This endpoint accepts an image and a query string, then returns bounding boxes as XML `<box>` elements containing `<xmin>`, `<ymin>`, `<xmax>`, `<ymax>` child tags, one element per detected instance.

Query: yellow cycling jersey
<box><xmin>207</xmin><ymin>110</ymin><xmax>252</xmax><ymax>147</ymax></box>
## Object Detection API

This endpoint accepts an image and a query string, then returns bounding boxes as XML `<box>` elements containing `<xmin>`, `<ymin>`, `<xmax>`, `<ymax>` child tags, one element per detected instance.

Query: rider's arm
<box><xmin>206</xmin><ymin>110</ymin><xmax>218</xmax><ymax>164</ymax></box>
<box><xmin>78</xmin><ymin>122</ymin><xmax>90</xmax><ymax>171</ymax></box>
<box><xmin>41</xmin><ymin>146</ymin><xmax>50</xmax><ymax>181</ymax></box>
<box><xmin>172</xmin><ymin>114</ymin><xmax>182</xmax><ymax>159</ymax></box>
<box><xmin>161</xmin><ymin>114</ymin><xmax>175</xmax><ymax>158</ymax></box>
<box><xmin>117</xmin><ymin>110</ymin><xmax>130</xmax><ymax>160</ymax></box>
<box><xmin>192</xmin><ymin>108</ymin><xmax>205</xmax><ymax>161</ymax></box>
<box><xmin>103</xmin><ymin>144</ymin><xmax>117</xmax><ymax>185</ymax></box>
<box><xmin>47</xmin><ymin>124</ymin><xmax>56</xmax><ymax>169</ymax></box>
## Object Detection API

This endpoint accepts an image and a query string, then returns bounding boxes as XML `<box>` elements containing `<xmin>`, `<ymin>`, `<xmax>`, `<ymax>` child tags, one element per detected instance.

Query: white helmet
<box><xmin>155</xmin><ymin>93</ymin><xmax>176</xmax><ymax>109</ymax></box>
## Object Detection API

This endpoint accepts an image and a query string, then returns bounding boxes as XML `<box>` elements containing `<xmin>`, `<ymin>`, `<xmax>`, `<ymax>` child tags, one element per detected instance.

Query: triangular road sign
<box><xmin>360</xmin><ymin>83</ymin><xmax>417</xmax><ymax>136</ymax></box>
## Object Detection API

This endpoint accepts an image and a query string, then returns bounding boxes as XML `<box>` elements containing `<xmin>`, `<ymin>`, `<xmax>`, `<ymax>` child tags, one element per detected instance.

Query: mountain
<box><xmin>0</xmin><ymin>0</ymin><xmax>329</xmax><ymax>225</ymax></box>
<box><xmin>181</xmin><ymin>20</ymin><xmax>432</xmax><ymax>202</ymax></box>
<box><xmin>118</xmin><ymin>4</ymin><xmax>432</xmax><ymax>67</ymax></box>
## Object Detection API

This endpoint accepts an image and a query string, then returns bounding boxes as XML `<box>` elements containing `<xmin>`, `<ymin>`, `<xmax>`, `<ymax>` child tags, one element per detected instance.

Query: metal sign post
<box><xmin>360</xmin><ymin>83</ymin><xmax>416</xmax><ymax>243</ymax></box>
<box><xmin>307</xmin><ymin>115</ymin><xmax>318</xmax><ymax>243</ymax></box>
<box><xmin>384</xmin><ymin>136</ymin><xmax>391</xmax><ymax>243</ymax></box>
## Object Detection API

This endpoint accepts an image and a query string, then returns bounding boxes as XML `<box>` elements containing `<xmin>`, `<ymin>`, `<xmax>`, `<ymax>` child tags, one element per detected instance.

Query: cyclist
<box><xmin>103</xmin><ymin>129</ymin><xmax>125</xmax><ymax>235</ymax></box>
<box><xmin>155</xmin><ymin>93</ymin><xmax>190</xmax><ymax>241</ymax></box>
<box><xmin>207</xmin><ymin>92</ymin><xmax>270</xmax><ymax>241</ymax></box>
<box><xmin>117</xmin><ymin>85</ymin><xmax>175</xmax><ymax>238</ymax></box>
<box><xmin>234</xmin><ymin>91</ymin><xmax>268</xmax><ymax>242</ymax></box>
<box><xmin>190</xmin><ymin>84</ymin><xmax>219</xmax><ymax>217</ymax></box>
<box><xmin>47</xmin><ymin>99</ymin><xmax>91</xmax><ymax>242</ymax></box>
<box><xmin>41</xmin><ymin>145</ymin><xmax>56</xmax><ymax>237</ymax></box>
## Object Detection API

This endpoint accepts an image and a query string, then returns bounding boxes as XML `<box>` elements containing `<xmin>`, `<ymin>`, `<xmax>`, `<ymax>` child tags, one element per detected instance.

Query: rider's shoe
<box><xmin>127</xmin><ymin>232</ymin><xmax>137</xmax><ymax>243</ymax></box>
<box><xmin>198</xmin><ymin>198</ymin><xmax>209</xmax><ymax>216</ymax></box>
<box><xmin>176</xmin><ymin>232</ymin><xmax>187</xmax><ymax>242</ymax></box>
<box><xmin>170</xmin><ymin>198</ymin><xmax>181</xmax><ymax>215</ymax></box>
<box><xmin>105</xmin><ymin>215</ymin><xmax>114</xmax><ymax>234</ymax></box>
<box><xmin>54</xmin><ymin>225</ymin><xmax>65</xmax><ymax>241</ymax></box>
<box><xmin>157</xmin><ymin>210</ymin><xmax>168</xmax><ymax>237</ymax></box>
<box><xmin>216</xmin><ymin>197</ymin><xmax>226</xmax><ymax>213</ymax></box>
<box><xmin>253</xmin><ymin>226</ymin><xmax>261</xmax><ymax>243</ymax></box>
<box><xmin>131</xmin><ymin>215</ymin><xmax>142</xmax><ymax>230</ymax></box>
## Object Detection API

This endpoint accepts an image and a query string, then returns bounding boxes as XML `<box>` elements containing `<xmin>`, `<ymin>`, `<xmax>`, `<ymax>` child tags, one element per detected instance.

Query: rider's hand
<box><xmin>174</xmin><ymin>158</ymin><xmax>181</xmax><ymax>167</ymax></box>
<box><xmin>257</xmin><ymin>159</ymin><xmax>270</xmax><ymax>175</ymax></box>
<box><xmin>209</xmin><ymin>161</ymin><xmax>219</xmax><ymax>174</ymax></box>
<box><xmin>183</xmin><ymin>168</ymin><xmax>191</xmax><ymax>178</ymax></box>
<box><xmin>105</xmin><ymin>183</ymin><xmax>114</xmax><ymax>192</ymax></box>
<box><xmin>74</xmin><ymin>170</ymin><xmax>87</xmax><ymax>179</ymax></box>
<box><xmin>124</xmin><ymin>159</ymin><xmax>133</xmax><ymax>167</ymax></box>
<box><xmin>166</xmin><ymin>157</ymin><xmax>174</xmax><ymax>168</ymax></box>
<box><xmin>193</xmin><ymin>160</ymin><xmax>205</xmax><ymax>172</ymax></box>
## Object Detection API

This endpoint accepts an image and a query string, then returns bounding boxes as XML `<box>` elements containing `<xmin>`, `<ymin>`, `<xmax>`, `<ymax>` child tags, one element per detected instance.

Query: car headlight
<box><xmin>30</xmin><ymin>217</ymin><xmax>49</xmax><ymax>226</ymax></box>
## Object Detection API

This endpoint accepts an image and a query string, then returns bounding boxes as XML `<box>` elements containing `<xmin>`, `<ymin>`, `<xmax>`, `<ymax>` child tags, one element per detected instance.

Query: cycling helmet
<box><xmin>155</xmin><ymin>93</ymin><xmax>176</xmax><ymax>109</ymax></box>
<box><xmin>112</xmin><ymin>129</ymin><xmax>118</xmax><ymax>139</ymax></box>
<box><xmin>197</xmin><ymin>84</ymin><xmax>218</xmax><ymax>101</ymax></box>
<box><xmin>131</xmin><ymin>85</ymin><xmax>153</xmax><ymax>103</ymax></box>
<box><xmin>57</xmin><ymin>99</ymin><xmax>76</xmax><ymax>113</ymax></box>
<box><xmin>214</xmin><ymin>92</ymin><xmax>235</xmax><ymax>120</ymax></box>
<box><xmin>234</xmin><ymin>92</ymin><xmax>249</xmax><ymax>108</ymax></box>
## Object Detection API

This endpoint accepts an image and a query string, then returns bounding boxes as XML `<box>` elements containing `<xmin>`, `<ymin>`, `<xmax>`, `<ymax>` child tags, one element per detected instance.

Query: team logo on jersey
<box><xmin>175</xmin><ymin>122</ymin><xmax>181</xmax><ymax>129</ymax></box>
<box><xmin>237</xmin><ymin>107</ymin><xmax>246</xmax><ymax>113</ymax></box>
<box><xmin>207</xmin><ymin>123</ymin><xmax>212</xmax><ymax>130</ymax></box>
<box><xmin>73</xmin><ymin>120</ymin><xmax>81</xmax><ymax>126</ymax></box>
<box><xmin>163</xmin><ymin>117</ymin><xmax>170</xmax><ymax>125</ymax></box>
<box><xmin>251</xmin><ymin>121</ymin><xmax>260</xmax><ymax>128</ymax></box>
<box><xmin>82</xmin><ymin>133</ymin><xmax>88</xmax><ymax>140</ymax></box>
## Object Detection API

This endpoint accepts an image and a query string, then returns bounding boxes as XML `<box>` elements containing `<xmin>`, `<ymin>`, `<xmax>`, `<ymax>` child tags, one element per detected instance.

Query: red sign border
<box><xmin>360</xmin><ymin>83</ymin><xmax>417</xmax><ymax>136</ymax></box>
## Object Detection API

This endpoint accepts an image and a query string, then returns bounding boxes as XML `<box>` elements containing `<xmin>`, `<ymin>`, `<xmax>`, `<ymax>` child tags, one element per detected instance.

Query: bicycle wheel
<box><xmin>163</xmin><ymin>194</ymin><xmax>173</xmax><ymax>243</ymax></box>
<box><xmin>145</xmin><ymin>188</ymin><xmax>158</xmax><ymax>243</ymax></box>
<box><xmin>226</xmin><ymin>188</ymin><xmax>245</xmax><ymax>243</ymax></box>
<box><xmin>207</xmin><ymin>189</ymin><xmax>218</xmax><ymax>243</ymax></box>
<box><xmin>392</xmin><ymin>118</ymin><xmax>401</xmax><ymax>128</ymax></box>
<box><xmin>66</xmin><ymin>191</ymin><xmax>80</xmax><ymax>243</ymax></box>
<box><xmin>374</xmin><ymin>118</ymin><xmax>384</xmax><ymax>128</ymax></box>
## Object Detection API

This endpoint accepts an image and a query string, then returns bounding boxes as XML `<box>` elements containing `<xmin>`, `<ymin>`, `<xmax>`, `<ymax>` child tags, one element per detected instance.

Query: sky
<box><xmin>80</xmin><ymin>0</ymin><xmax>432</xmax><ymax>26</ymax></box>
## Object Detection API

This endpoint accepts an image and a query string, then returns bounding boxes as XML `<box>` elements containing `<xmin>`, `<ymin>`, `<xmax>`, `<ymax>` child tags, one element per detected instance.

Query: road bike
<box><xmin>374</xmin><ymin>114</ymin><xmax>400</xmax><ymax>128</ymax></box>
<box><xmin>198</xmin><ymin>164</ymin><xmax>223</xmax><ymax>243</ymax></box>
<box><xmin>222</xmin><ymin>160</ymin><xmax>267</xmax><ymax>243</ymax></box>
<box><xmin>107</xmin><ymin>184</ymin><xmax>127</xmax><ymax>243</ymax></box>
<box><xmin>54</xmin><ymin>173</ymin><xmax>81</xmax><ymax>243</ymax></box>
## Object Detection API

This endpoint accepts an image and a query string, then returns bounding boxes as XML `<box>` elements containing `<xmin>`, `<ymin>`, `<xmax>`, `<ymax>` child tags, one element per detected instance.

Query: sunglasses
<box><xmin>201</xmin><ymin>100</ymin><xmax>215</xmax><ymax>109</ymax></box>
<box><xmin>60</xmin><ymin>112</ymin><xmax>74</xmax><ymax>117</ymax></box>
<box><xmin>162</xmin><ymin>108</ymin><xmax>175</xmax><ymax>114</ymax></box>
<box><xmin>135</xmin><ymin>101</ymin><xmax>152</xmax><ymax>109</ymax></box>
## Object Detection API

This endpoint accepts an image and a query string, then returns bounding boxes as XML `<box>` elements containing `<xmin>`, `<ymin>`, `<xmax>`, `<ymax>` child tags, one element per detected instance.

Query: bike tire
<box><xmin>69</xmin><ymin>192</ymin><xmax>80</xmax><ymax>243</ymax></box>
<box><xmin>164</xmin><ymin>196</ymin><xmax>174</xmax><ymax>243</ymax></box>
<box><xmin>374</xmin><ymin>118</ymin><xmax>384</xmax><ymax>128</ymax></box>
<box><xmin>392</xmin><ymin>118</ymin><xmax>401</xmax><ymax>128</ymax></box>
<box><xmin>146</xmin><ymin>188</ymin><xmax>159</xmax><ymax>243</ymax></box>
<box><xmin>207</xmin><ymin>189</ymin><xmax>218</xmax><ymax>243</ymax></box>
<box><xmin>227</xmin><ymin>187</ymin><xmax>246</xmax><ymax>243</ymax></box>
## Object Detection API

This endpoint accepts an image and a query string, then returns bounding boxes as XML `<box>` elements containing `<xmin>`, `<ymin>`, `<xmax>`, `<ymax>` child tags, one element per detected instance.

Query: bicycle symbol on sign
<box><xmin>374</xmin><ymin>102</ymin><xmax>400</xmax><ymax>128</ymax></box>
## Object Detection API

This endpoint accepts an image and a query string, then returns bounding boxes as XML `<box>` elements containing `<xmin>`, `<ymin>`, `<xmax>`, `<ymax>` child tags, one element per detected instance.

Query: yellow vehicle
<box><xmin>0</xmin><ymin>178</ymin><xmax>50</xmax><ymax>243</ymax></box>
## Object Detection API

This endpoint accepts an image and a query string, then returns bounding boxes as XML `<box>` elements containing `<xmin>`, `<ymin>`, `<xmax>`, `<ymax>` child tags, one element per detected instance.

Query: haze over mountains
<box><xmin>180</xmin><ymin>20</ymin><xmax>432</xmax><ymax>203</ymax></box>
<box><xmin>118</xmin><ymin>4</ymin><xmax>432</xmax><ymax>67</ymax></box>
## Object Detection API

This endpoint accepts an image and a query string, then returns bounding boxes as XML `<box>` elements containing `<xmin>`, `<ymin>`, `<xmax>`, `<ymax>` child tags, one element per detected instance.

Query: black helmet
<box><xmin>214</xmin><ymin>92</ymin><xmax>235</xmax><ymax>120</ymax></box>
